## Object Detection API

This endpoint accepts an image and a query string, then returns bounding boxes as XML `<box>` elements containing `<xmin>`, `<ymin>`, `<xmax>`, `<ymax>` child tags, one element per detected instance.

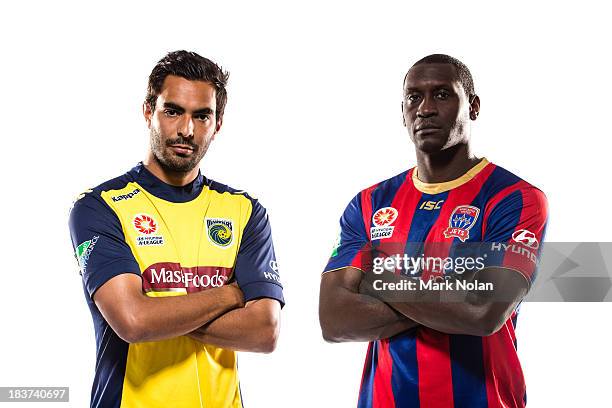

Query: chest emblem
<box><xmin>443</xmin><ymin>205</ymin><xmax>480</xmax><ymax>242</ymax></box>
<box><xmin>206</xmin><ymin>218</ymin><xmax>235</xmax><ymax>248</ymax></box>
<box><xmin>370</xmin><ymin>207</ymin><xmax>398</xmax><ymax>240</ymax></box>
<box><xmin>133</xmin><ymin>214</ymin><xmax>165</xmax><ymax>246</ymax></box>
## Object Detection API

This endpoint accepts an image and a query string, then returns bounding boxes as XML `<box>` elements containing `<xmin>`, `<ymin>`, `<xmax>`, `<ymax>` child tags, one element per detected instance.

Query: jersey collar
<box><xmin>412</xmin><ymin>158</ymin><xmax>490</xmax><ymax>194</ymax></box>
<box><xmin>130</xmin><ymin>162</ymin><xmax>206</xmax><ymax>203</ymax></box>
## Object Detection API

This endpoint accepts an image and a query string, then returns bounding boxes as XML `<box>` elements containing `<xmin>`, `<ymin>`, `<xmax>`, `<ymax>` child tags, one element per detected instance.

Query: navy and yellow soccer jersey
<box><xmin>324</xmin><ymin>158</ymin><xmax>548</xmax><ymax>408</ymax></box>
<box><xmin>69</xmin><ymin>163</ymin><xmax>284</xmax><ymax>408</ymax></box>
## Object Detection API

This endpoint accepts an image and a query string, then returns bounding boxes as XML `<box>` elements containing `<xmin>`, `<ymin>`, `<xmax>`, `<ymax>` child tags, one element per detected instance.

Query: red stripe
<box><xmin>416</xmin><ymin>163</ymin><xmax>495</xmax><ymax>406</ymax></box>
<box><xmin>360</xmin><ymin>342</ymin><xmax>374</xmax><ymax>387</ymax></box>
<box><xmin>361</xmin><ymin>184</ymin><xmax>378</xmax><ymax>233</ymax></box>
<box><xmin>502</xmin><ymin>188</ymin><xmax>548</xmax><ymax>282</ymax></box>
<box><xmin>421</xmin><ymin>163</ymin><xmax>495</xmax><ymax>280</ymax></box>
<box><xmin>375</xmin><ymin>169</ymin><xmax>423</xmax><ymax>273</ymax></box>
<box><xmin>483</xmin><ymin>331</ymin><xmax>526</xmax><ymax>408</ymax></box>
<box><xmin>372</xmin><ymin>339</ymin><xmax>396</xmax><ymax>408</ymax></box>
<box><xmin>416</xmin><ymin>328</ymin><xmax>453</xmax><ymax>407</ymax></box>
<box><xmin>351</xmin><ymin>185</ymin><xmax>379</xmax><ymax>270</ymax></box>
<box><xmin>388</xmin><ymin>169</ymin><xmax>422</xmax><ymax>246</ymax></box>
<box><xmin>481</xmin><ymin>180</ymin><xmax>528</xmax><ymax>235</ymax></box>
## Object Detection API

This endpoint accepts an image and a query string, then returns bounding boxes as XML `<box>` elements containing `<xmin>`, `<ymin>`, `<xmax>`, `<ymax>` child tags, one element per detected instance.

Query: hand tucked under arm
<box><xmin>94</xmin><ymin>274</ymin><xmax>244</xmax><ymax>343</ymax></box>
<box><xmin>188</xmin><ymin>298</ymin><xmax>281</xmax><ymax>353</ymax></box>
<box><xmin>319</xmin><ymin>267</ymin><xmax>419</xmax><ymax>343</ymax></box>
<box><xmin>363</xmin><ymin>267</ymin><xmax>528</xmax><ymax>336</ymax></box>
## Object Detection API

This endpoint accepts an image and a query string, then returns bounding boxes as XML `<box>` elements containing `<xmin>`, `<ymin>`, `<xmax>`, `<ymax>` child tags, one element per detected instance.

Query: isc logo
<box><xmin>419</xmin><ymin>200</ymin><xmax>444</xmax><ymax>210</ymax></box>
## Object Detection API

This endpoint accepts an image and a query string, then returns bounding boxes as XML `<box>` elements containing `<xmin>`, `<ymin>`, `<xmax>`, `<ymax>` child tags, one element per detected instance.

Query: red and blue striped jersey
<box><xmin>324</xmin><ymin>158</ymin><xmax>548</xmax><ymax>408</ymax></box>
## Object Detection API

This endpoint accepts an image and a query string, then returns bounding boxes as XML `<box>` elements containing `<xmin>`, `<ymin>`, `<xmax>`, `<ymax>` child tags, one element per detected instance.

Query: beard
<box><xmin>149</xmin><ymin>127</ymin><xmax>211</xmax><ymax>173</ymax></box>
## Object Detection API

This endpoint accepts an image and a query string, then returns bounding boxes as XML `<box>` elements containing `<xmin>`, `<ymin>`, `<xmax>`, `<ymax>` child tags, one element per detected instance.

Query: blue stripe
<box><xmin>387</xmin><ymin>330</ymin><xmax>420</xmax><ymax>407</ymax></box>
<box><xmin>89</xmin><ymin>313</ymin><xmax>129</xmax><ymax>407</ymax></box>
<box><xmin>358</xmin><ymin>343</ymin><xmax>378</xmax><ymax>408</ymax></box>
<box><xmin>370</xmin><ymin>171</ymin><xmax>410</xmax><ymax>256</ymax></box>
<box><xmin>404</xmin><ymin>192</ymin><xmax>449</xmax><ymax>277</ymax></box>
<box><xmin>470</xmin><ymin>166</ymin><xmax>521</xmax><ymax>211</ymax></box>
<box><xmin>370</xmin><ymin>171</ymin><xmax>410</xmax><ymax>211</ymax></box>
<box><xmin>449</xmin><ymin>335</ymin><xmax>487</xmax><ymax>408</ymax></box>
<box><xmin>481</xmin><ymin>190</ymin><xmax>524</xmax><ymax>269</ymax></box>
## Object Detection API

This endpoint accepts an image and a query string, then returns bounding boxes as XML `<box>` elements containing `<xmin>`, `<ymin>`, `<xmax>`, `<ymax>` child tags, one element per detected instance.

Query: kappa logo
<box><xmin>371</xmin><ymin>207</ymin><xmax>399</xmax><ymax>240</ymax></box>
<box><xmin>133</xmin><ymin>214</ymin><xmax>164</xmax><ymax>246</ymax></box>
<box><xmin>512</xmin><ymin>229</ymin><xmax>539</xmax><ymax>249</ymax></box>
<box><xmin>112</xmin><ymin>188</ymin><xmax>141</xmax><ymax>202</ymax></box>
<box><xmin>206</xmin><ymin>218</ymin><xmax>234</xmax><ymax>248</ymax></box>
<box><xmin>443</xmin><ymin>205</ymin><xmax>480</xmax><ymax>242</ymax></box>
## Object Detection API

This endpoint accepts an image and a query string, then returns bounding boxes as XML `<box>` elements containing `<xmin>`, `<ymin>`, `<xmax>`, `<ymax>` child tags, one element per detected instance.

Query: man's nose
<box><xmin>417</xmin><ymin>95</ymin><xmax>437</xmax><ymax>118</ymax></box>
<box><xmin>177</xmin><ymin>115</ymin><xmax>195</xmax><ymax>138</ymax></box>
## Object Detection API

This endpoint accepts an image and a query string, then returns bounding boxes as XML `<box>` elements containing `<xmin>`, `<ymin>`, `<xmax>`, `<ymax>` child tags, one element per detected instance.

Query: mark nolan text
<box><xmin>373</xmin><ymin>279</ymin><xmax>493</xmax><ymax>291</ymax></box>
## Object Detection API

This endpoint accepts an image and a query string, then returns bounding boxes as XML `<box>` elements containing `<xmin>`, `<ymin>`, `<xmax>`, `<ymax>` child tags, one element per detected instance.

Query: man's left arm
<box><xmin>188</xmin><ymin>299</ymin><xmax>280</xmax><ymax>352</ymax></box>
<box><xmin>366</xmin><ymin>186</ymin><xmax>548</xmax><ymax>336</ymax></box>
<box><xmin>189</xmin><ymin>197</ymin><xmax>284</xmax><ymax>352</ymax></box>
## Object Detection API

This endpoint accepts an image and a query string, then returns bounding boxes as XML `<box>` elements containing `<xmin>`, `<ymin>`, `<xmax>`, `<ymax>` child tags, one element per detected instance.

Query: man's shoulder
<box><xmin>206</xmin><ymin>178</ymin><xmax>259</xmax><ymax>204</ymax></box>
<box><xmin>70</xmin><ymin>167</ymin><xmax>137</xmax><ymax>213</ymax></box>
<box><xmin>484</xmin><ymin>162</ymin><xmax>546</xmax><ymax>199</ymax></box>
<box><xmin>482</xmin><ymin>162</ymin><xmax>548</xmax><ymax>220</ymax></box>
<box><xmin>357</xmin><ymin>169</ymin><xmax>411</xmax><ymax>198</ymax></box>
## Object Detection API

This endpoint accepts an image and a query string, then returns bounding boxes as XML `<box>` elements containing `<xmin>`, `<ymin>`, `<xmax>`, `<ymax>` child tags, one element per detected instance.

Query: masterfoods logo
<box><xmin>142</xmin><ymin>263</ymin><xmax>233</xmax><ymax>293</ymax></box>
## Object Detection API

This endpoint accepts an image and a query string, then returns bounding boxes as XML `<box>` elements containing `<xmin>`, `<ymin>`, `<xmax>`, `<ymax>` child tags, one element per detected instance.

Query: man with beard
<box><xmin>69</xmin><ymin>51</ymin><xmax>284</xmax><ymax>408</ymax></box>
<box><xmin>319</xmin><ymin>54</ymin><xmax>547</xmax><ymax>407</ymax></box>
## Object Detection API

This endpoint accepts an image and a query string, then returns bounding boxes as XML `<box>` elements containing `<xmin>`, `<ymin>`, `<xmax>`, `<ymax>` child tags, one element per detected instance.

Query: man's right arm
<box><xmin>93</xmin><ymin>275</ymin><xmax>243</xmax><ymax>343</ymax></box>
<box><xmin>319</xmin><ymin>267</ymin><xmax>418</xmax><ymax>343</ymax></box>
<box><xmin>69</xmin><ymin>191</ymin><xmax>242</xmax><ymax>343</ymax></box>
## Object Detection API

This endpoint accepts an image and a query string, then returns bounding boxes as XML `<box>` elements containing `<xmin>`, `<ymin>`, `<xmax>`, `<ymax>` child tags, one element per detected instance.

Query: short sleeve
<box><xmin>233</xmin><ymin>200</ymin><xmax>285</xmax><ymax>307</ymax></box>
<box><xmin>68</xmin><ymin>193</ymin><xmax>142</xmax><ymax>298</ymax></box>
<box><xmin>481</xmin><ymin>187</ymin><xmax>548</xmax><ymax>286</ymax></box>
<box><xmin>323</xmin><ymin>193</ymin><xmax>370</xmax><ymax>273</ymax></box>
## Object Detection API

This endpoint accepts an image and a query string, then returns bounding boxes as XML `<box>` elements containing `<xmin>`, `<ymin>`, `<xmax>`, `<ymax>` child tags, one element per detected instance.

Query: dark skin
<box><xmin>319</xmin><ymin>63</ymin><xmax>528</xmax><ymax>341</ymax></box>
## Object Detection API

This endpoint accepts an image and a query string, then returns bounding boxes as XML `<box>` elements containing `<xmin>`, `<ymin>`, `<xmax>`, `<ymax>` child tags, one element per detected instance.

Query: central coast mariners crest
<box><xmin>206</xmin><ymin>218</ymin><xmax>234</xmax><ymax>248</ymax></box>
<box><xmin>443</xmin><ymin>205</ymin><xmax>480</xmax><ymax>242</ymax></box>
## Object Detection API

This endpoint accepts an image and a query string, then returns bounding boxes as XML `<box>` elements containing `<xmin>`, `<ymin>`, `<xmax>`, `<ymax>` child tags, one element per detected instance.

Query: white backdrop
<box><xmin>1</xmin><ymin>1</ymin><xmax>611</xmax><ymax>407</ymax></box>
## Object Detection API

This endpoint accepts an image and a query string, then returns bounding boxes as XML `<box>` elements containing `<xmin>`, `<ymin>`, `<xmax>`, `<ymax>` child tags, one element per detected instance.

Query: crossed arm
<box><xmin>319</xmin><ymin>266</ymin><xmax>528</xmax><ymax>342</ymax></box>
<box><xmin>94</xmin><ymin>273</ymin><xmax>280</xmax><ymax>352</ymax></box>
<box><xmin>319</xmin><ymin>267</ymin><xmax>419</xmax><ymax>342</ymax></box>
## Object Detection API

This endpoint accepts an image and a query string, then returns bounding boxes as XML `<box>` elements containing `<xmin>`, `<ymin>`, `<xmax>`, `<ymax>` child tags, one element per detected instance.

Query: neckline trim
<box><xmin>130</xmin><ymin>162</ymin><xmax>206</xmax><ymax>203</ymax></box>
<box><xmin>412</xmin><ymin>158</ymin><xmax>490</xmax><ymax>194</ymax></box>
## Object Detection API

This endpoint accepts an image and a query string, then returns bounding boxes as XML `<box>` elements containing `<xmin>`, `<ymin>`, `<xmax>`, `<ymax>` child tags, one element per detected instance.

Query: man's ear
<box><xmin>401</xmin><ymin>101</ymin><xmax>406</xmax><ymax>127</ymax></box>
<box><xmin>212</xmin><ymin>118</ymin><xmax>223</xmax><ymax>140</ymax></box>
<box><xmin>143</xmin><ymin>102</ymin><xmax>153</xmax><ymax>127</ymax></box>
<box><xmin>469</xmin><ymin>95</ymin><xmax>480</xmax><ymax>120</ymax></box>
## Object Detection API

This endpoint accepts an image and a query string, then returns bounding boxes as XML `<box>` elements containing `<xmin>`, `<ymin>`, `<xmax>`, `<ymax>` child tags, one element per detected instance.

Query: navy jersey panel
<box><xmin>324</xmin><ymin>193</ymin><xmax>370</xmax><ymax>272</ymax></box>
<box><xmin>232</xmin><ymin>196</ymin><xmax>285</xmax><ymax>306</ymax></box>
<box><xmin>69</xmin><ymin>193</ymin><xmax>142</xmax><ymax>298</ymax></box>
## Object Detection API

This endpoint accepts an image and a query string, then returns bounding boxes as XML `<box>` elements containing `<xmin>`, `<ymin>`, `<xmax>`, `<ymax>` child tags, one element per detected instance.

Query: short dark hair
<box><xmin>145</xmin><ymin>50</ymin><xmax>230</xmax><ymax>121</ymax></box>
<box><xmin>407</xmin><ymin>54</ymin><xmax>475</xmax><ymax>97</ymax></box>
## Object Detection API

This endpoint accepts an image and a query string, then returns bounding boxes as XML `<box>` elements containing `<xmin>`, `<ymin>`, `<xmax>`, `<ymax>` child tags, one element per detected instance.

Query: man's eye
<box><xmin>164</xmin><ymin>109</ymin><xmax>179</xmax><ymax>117</ymax></box>
<box><xmin>435</xmin><ymin>91</ymin><xmax>450</xmax><ymax>100</ymax></box>
<box><xmin>195</xmin><ymin>114</ymin><xmax>211</xmax><ymax>122</ymax></box>
<box><xmin>407</xmin><ymin>94</ymin><xmax>421</xmax><ymax>103</ymax></box>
